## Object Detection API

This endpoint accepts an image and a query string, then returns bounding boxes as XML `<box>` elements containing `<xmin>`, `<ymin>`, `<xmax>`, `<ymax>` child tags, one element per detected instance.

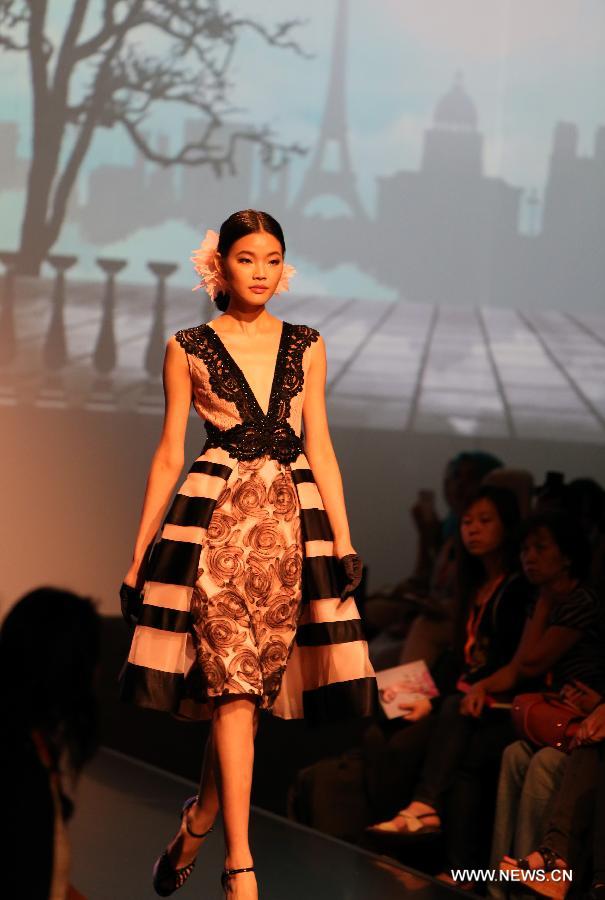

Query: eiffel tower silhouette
<box><xmin>291</xmin><ymin>0</ymin><xmax>366</xmax><ymax>220</ymax></box>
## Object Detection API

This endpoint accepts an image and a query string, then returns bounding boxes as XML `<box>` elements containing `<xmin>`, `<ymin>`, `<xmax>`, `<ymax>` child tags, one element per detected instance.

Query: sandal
<box><xmin>221</xmin><ymin>864</ymin><xmax>256</xmax><ymax>894</ymax></box>
<box><xmin>152</xmin><ymin>795</ymin><xmax>214</xmax><ymax>897</ymax></box>
<box><xmin>365</xmin><ymin>809</ymin><xmax>441</xmax><ymax>836</ymax></box>
<box><xmin>500</xmin><ymin>846</ymin><xmax>570</xmax><ymax>900</ymax></box>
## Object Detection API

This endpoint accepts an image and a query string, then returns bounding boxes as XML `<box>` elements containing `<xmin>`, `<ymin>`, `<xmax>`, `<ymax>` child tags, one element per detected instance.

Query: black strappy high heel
<box><xmin>221</xmin><ymin>864</ymin><xmax>256</xmax><ymax>894</ymax></box>
<box><xmin>152</xmin><ymin>795</ymin><xmax>214</xmax><ymax>897</ymax></box>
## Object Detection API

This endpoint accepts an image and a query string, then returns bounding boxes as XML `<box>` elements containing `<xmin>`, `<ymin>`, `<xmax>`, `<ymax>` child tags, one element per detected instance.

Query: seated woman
<box><xmin>494</xmin><ymin>694</ymin><xmax>605</xmax><ymax>899</ymax></box>
<box><xmin>480</xmin><ymin>510</ymin><xmax>605</xmax><ymax>896</ymax></box>
<box><xmin>486</xmin><ymin>683</ymin><xmax>603</xmax><ymax>900</ymax></box>
<box><xmin>366</xmin><ymin>486</ymin><xmax>530</xmax><ymax>849</ymax></box>
<box><xmin>367</xmin><ymin>508</ymin><xmax>604</xmax><ymax>874</ymax></box>
<box><xmin>289</xmin><ymin>486</ymin><xmax>526</xmax><ymax>844</ymax></box>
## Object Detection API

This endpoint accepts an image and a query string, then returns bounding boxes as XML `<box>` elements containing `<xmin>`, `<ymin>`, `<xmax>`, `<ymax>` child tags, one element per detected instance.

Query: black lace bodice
<box><xmin>175</xmin><ymin>321</ymin><xmax>319</xmax><ymax>463</ymax></box>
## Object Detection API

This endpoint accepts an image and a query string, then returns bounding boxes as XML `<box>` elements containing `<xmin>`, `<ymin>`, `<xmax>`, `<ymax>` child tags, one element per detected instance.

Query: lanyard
<box><xmin>464</xmin><ymin>573</ymin><xmax>507</xmax><ymax>665</ymax></box>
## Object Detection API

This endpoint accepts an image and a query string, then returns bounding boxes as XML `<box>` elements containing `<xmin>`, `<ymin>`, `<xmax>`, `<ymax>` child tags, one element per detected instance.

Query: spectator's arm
<box><xmin>410</xmin><ymin>505</ymin><xmax>442</xmax><ymax>584</ymax></box>
<box><xmin>470</xmin><ymin>599</ymin><xmax>548</xmax><ymax>694</ymax></box>
<box><xmin>471</xmin><ymin>661</ymin><xmax>518</xmax><ymax>695</ymax></box>
<box><xmin>515</xmin><ymin>625</ymin><xmax>581</xmax><ymax>678</ymax></box>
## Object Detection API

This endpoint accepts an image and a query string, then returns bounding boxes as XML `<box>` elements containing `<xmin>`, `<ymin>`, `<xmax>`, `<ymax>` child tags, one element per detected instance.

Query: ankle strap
<box><xmin>182</xmin><ymin>795</ymin><xmax>215</xmax><ymax>839</ymax></box>
<box><xmin>223</xmin><ymin>865</ymin><xmax>255</xmax><ymax>877</ymax></box>
<box><xmin>186</xmin><ymin>820</ymin><xmax>214</xmax><ymax>839</ymax></box>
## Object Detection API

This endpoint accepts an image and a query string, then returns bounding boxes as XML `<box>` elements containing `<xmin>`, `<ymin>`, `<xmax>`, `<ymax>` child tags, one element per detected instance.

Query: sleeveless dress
<box><xmin>120</xmin><ymin>320</ymin><xmax>377</xmax><ymax>724</ymax></box>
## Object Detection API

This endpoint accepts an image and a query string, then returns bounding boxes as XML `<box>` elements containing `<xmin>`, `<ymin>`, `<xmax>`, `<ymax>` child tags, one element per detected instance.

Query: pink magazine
<box><xmin>376</xmin><ymin>660</ymin><xmax>439</xmax><ymax>719</ymax></box>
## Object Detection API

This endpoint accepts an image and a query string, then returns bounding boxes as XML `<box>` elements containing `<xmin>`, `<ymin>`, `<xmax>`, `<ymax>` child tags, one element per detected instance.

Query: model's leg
<box><xmin>213</xmin><ymin>696</ymin><xmax>259</xmax><ymax>899</ymax></box>
<box><xmin>165</xmin><ymin>710</ymin><xmax>260</xmax><ymax>871</ymax></box>
<box><xmin>164</xmin><ymin>726</ymin><xmax>218</xmax><ymax>869</ymax></box>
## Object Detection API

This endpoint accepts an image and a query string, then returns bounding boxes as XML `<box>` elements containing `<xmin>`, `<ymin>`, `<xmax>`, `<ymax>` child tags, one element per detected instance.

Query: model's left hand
<box><xmin>338</xmin><ymin>552</ymin><xmax>363</xmax><ymax>600</ymax></box>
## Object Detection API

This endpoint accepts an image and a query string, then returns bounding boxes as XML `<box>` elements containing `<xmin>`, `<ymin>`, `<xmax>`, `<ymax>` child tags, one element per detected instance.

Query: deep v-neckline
<box><xmin>203</xmin><ymin>320</ymin><xmax>289</xmax><ymax>420</ymax></box>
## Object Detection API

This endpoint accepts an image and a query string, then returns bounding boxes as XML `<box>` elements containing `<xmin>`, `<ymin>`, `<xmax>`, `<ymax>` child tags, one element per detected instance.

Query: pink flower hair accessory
<box><xmin>275</xmin><ymin>262</ymin><xmax>296</xmax><ymax>294</ymax></box>
<box><xmin>190</xmin><ymin>229</ymin><xmax>228</xmax><ymax>301</ymax></box>
<box><xmin>190</xmin><ymin>228</ymin><xmax>297</xmax><ymax>300</ymax></box>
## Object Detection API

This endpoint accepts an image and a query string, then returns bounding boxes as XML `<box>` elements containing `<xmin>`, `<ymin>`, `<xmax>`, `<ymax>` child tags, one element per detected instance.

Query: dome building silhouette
<box><xmin>422</xmin><ymin>74</ymin><xmax>482</xmax><ymax>176</ymax></box>
<box><xmin>373</xmin><ymin>74</ymin><xmax>522</xmax><ymax>305</ymax></box>
<box><xmin>434</xmin><ymin>74</ymin><xmax>478</xmax><ymax>129</ymax></box>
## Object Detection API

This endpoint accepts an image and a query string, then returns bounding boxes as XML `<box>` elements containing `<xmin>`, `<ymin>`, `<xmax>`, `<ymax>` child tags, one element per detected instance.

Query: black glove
<box><xmin>339</xmin><ymin>553</ymin><xmax>363</xmax><ymax>601</ymax></box>
<box><xmin>119</xmin><ymin>581</ymin><xmax>144</xmax><ymax>626</ymax></box>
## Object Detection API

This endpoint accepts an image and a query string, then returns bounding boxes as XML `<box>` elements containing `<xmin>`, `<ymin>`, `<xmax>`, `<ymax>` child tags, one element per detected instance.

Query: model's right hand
<box><xmin>120</xmin><ymin>563</ymin><xmax>144</xmax><ymax>625</ymax></box>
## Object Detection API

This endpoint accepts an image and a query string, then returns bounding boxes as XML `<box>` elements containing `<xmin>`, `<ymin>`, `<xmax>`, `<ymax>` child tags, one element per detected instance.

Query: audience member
<box><xmin>366</xmin><ymin>508</ymin><xmax>604</xmax><ymax>878</ymax></box>
<box><xmin>290</xmin><ymin>485</ymin><xmax>524</xmax><ymax>846</ymax></box>
<box><xmin>494</xmin><ymin>695</ymin><xmax>605</xmax><ymax>900</ymax></box>
<box><xmin>483</xmin><ymin>468</ymin><xmax>535</xmax><ymax>518</ymax></box>
<box><xmin>364</xmin><ymin>486</ymin><xmax>530</xmax><ymax>869</ymax></box>
<box><xmin>482</xmin><ymin>511</ymin><xmax>604</xmax><ymax>895</ymax></box>
<box><xmin>0</xmin><ymin>587</ymin><xmax>101</xmax><ymax>900</ymax></box>
<box><xmin>563</xmin><ymin>478</ymin><xmax>605</xmax><ymax>595</ymax></box>
<box><xmin>367</xmin><ymin>451</ymin><xmax>503</xmax><ymax>669</ymax></box>
<box><xmin>291</xmin><ymin>464</ymin><xmax>605</xmax><ymax>885</ymax></box>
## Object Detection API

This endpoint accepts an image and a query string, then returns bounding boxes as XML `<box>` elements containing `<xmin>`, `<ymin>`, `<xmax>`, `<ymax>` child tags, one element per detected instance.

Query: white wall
<box><xmin>3</xmin><ymin>404</ymin><xmax>604</xmax><ymax>618</ymax></box>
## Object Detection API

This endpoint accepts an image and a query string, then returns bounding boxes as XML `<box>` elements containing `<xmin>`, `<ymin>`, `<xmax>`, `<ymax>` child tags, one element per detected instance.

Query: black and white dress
<box><xmin>120</xmin><ymin>320</ymin><xmax>377</xmax><ymax>724</ymax></box>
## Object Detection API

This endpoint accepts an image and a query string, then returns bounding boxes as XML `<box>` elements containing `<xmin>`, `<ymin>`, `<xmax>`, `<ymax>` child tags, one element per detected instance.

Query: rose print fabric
<box><xmin>120</xmin><ymin>320</ymin><xmax>377</xmax><ymax>723</ymax></box>
<box><xmin>190</xmin><ymin>456</ymin><xmax>303</xmax><ymax>709</ymax></box>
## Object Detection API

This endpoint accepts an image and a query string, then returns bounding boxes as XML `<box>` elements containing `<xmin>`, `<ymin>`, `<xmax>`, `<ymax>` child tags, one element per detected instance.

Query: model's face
<box><xmin>521</xmin><ymin>526</ymin><xmax>570</xmax><ymax>585</ymax></box>
<box><xmin>460</xmin><ymin>498</ymin><xmax>504</xmax><ymax>558</ymax></box>
<box><xmin>221</xmin><ymin>231</ymin><xmax>284</xmax><ymax>307</ymax></box>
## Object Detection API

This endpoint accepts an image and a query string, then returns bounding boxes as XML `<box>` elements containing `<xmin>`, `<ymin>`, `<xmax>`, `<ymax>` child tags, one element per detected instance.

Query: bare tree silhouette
<box><xmin>0</xmin><ymin>0</ymin><xmax>307</xmax><ymax>274</ymax></box>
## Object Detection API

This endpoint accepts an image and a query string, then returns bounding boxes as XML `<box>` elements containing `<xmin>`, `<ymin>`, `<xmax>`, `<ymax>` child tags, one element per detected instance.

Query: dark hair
<box><xmin>454</xmin><ymin>485</ymin><xmax>522</xmax><ymax>655</ymax></box>
<box><xmin>520</xmin><ymin>510</ymin><xmax>592</xmax><ymax>580</ymax></box>
<box><xmin>563</xmin><ymin>478</ymin><xmax>605</xmax><ymax>532</ymax></box>
<box><xmin>214</xmin><ymin>209</ymin><xmax>286</xmax><ymax>312</ymax></box>
<box><xmin>0</xmin><ymin>586</ymin><xmax>101</xmax><ymax>773</ymax></box>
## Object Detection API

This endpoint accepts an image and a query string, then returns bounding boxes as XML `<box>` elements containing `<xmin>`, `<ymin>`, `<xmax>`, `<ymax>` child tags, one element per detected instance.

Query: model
<box><xmin>119</xmin><ymin>209</ymin><xmax>377</xmax><ymax>899</ymax></box>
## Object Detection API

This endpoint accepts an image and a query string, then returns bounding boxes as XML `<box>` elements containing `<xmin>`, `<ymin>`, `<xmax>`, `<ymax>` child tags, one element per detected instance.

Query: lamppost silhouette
<box><xmin>138</xmin><ymin>261</ymin><xmax>179</xmax><ymax>413</ymax></box>
<box><xmin>525</xmin><ymin>189</ymin><xmax>541</xmax><ymax>237</ymax></box>
<box><xmin>0</xmin><ymin>251</ymin><xmax>18</xmax><ymax>406</ymax></box>
<box><xmin>0</xmin><ymin>251</ymin><xmax>17</xmax><ymax>364</ymax></box>
<box><xmin>37</xmin><ymin>254</ymin><xmax>77</xmax><ymax>407</ymax></box>
<box><xmin>85</xmin><ymin>257</ymin><xmax>127</xmax><ymax>411</ymax></box>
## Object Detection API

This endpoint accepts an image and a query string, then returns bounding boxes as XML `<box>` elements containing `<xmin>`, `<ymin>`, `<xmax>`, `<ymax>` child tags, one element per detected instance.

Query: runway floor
<box><xmin>70</xmin><ymin>747</ymin><xmax>467</xmax><ymax>900</ymax></box>
<box><xmin>8</xmin><ymin>279</ymin><xmax>605</xmax><ymax>441</ymax></box>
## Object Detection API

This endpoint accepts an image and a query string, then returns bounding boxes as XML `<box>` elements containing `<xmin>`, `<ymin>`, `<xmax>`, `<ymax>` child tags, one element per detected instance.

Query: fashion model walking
<box><xmin>119</xmin><ymin>209</ymin><xmax>376</xmax><ymax>898</ymax></box>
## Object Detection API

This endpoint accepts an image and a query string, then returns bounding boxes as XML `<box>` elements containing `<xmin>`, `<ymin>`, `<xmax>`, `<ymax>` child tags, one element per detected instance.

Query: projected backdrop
<box><xmin>0</xmin><ymin>0</ymin><xmax>604</xmax><ymax>440</ymax></box>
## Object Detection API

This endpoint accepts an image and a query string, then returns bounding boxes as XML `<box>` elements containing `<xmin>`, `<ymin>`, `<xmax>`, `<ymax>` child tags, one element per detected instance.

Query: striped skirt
<box><xmin>120</xmin><ymin>447</ymin><xmax>377</xmax><ymax>724</ymax></box>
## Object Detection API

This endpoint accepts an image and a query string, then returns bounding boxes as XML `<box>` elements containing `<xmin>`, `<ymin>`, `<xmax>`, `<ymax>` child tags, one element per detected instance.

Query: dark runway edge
<box><xmin>70</xmin><ymin>747</ymin><xmax>473</xmax><ymax>899</ymax></box>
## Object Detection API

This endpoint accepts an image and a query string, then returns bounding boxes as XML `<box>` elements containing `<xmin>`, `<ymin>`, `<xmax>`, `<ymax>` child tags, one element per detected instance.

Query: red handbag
<box><xmin>511</xmin><ymin>692</ymin><xmax>583</xmax><ymax>753</ymax></box>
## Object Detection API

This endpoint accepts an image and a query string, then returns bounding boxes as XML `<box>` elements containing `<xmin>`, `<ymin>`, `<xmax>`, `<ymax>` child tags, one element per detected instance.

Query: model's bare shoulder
<box><xmin>165</xmin><ymin>332</ymin><xmax>194</xmax><ymax>371</ymax></box>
